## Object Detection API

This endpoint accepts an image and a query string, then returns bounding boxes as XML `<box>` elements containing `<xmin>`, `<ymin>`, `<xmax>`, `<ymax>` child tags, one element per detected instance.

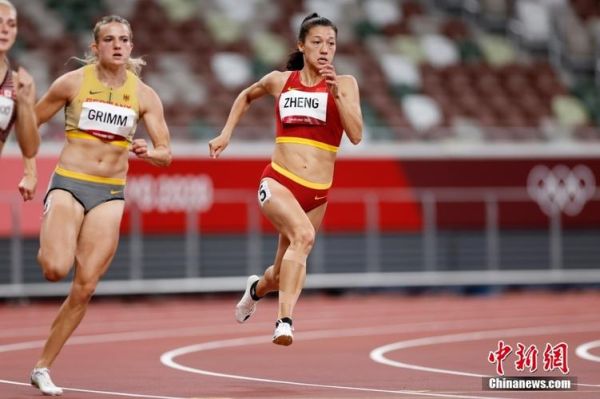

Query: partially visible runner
<box><xmin>0</xmin><ymin>0</ymin><xmax>39</xmax><ymax>201</ymax></box>
<box><xmin>30</xmin><ymin>15</ymin><xmax>171</xmax><ymax>395</ymax></box>
<box><xmin>209</xmin><ymin>13</ymin><xmax>362</xmax><ymax>345</ymax></box>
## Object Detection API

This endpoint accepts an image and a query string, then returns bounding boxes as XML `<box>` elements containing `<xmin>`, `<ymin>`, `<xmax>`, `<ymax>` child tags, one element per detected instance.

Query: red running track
<box><xmin>1</xmin><ymin>291</ymin><xmax>599</xmax><ymax>398</ymax></box>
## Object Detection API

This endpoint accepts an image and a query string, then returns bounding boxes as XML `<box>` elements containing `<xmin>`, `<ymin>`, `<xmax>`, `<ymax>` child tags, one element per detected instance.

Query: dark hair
<box><xmin>286</xmin><ymin>13</ymin><xmax>338</xmax><ymax>71</ymax></box>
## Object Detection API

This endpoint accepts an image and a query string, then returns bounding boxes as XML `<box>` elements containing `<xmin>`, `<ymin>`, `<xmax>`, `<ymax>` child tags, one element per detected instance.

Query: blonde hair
<box><xmin>74</xmin><ymin>15</ymin><xmax>146</xmax><ymax>76</ymax></box>
<box><xmin>0</xmin><ymin>0</ymin><xmax>16</xmax><ymax>13</ymax></box>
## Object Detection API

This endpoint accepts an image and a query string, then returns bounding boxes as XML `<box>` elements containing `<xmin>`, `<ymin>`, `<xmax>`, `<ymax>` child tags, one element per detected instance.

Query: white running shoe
<box><xmin>272</xmin><ymin>320</ymin><xmax>294</xmax><ymax>346</ymax></box>
<box><xmin>30</xmin><ymin>367</ymin><xmax>63</xmax><ymax>396</ymax></box>
<box><xmin>235</xmin><ymin>275</ymin><xmax>260</xmax><ymax>323</ymax></box>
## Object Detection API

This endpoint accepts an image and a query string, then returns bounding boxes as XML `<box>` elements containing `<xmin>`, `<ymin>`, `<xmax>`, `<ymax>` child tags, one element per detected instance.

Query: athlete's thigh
<box><xmin>259</xmin><ymin>178</ymin><xmax>312</xmax><ymax>239</ymax></box>
<box><xmin>40</xmin><ymin>190</ymin><xmax>85</xmax><ymax>263</ymax></box>
<box><xmin>75</xmin><ymin>200</ymin><xmax>125</xmax><ymax>281</ymax></box>
<box><xmin>307</xmin><ymin>202</ymin><xmax>328</xmax><ymax>232</ymax></box>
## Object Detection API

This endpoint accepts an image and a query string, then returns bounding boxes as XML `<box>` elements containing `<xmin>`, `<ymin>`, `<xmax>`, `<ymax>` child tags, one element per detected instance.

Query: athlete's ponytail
<box><xmin>286</xmin><ymin>13</ymin><xmax>338</xmax><ymax>71</ymax></box>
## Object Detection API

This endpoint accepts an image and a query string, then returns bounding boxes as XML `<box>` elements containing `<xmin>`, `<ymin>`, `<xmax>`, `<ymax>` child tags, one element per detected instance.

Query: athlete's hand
<box><xmin>18</xmin><ymin>173</ymin><xmax>37</xmax><ymax>202</ymax></box>
<box><xmin>208</xmin><ymin>133</ymin><xmax>230</xmax><ymax>159</ymax></box>
<box><xmin>15</xmin><ymin>67</ymin><xmax>35</xmax><ymax>106</ymax></box>
<box><xmin>319</xmin><ymin>63</ymin><xmax>339</xmax><ymax>99</ymax></box>
<box><xmin>131</xmin><ymin>138</ymin><xmax>150</xmax><ymax>159</ymax></box>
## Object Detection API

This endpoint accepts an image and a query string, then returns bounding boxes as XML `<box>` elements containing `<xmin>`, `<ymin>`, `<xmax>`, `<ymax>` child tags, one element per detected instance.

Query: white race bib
<box><xmin>279</xmin><ymin>90</ymin><xmax>327</xmax><ymax>126</ymax></box>
<box><xmin>258</xmin><ymin>179</ymin><xmax>272</xmax><ymax>206</ymax></box>
<box><xmin>0</xmin><ymin>95</ymin><xmax>15</xmax><ymax>130</ymax></box>
<box><xmin>78</xmin><ymin>101</ymin><xmax>137</xmax><ymax>140</ymax></box>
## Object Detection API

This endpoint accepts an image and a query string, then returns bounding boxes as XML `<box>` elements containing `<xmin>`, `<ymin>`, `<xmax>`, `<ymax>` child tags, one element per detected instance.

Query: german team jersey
<box><xmin>0</xmin><ymin>62</ymin><xmax>17</xmax><ymax>143</ymax></box>
<box><xmin>65</xmin><ymin>64</ymin><xmax>139</xmax><ymax>147</ymax></box>
<box><xmin>275</xmin><ymin>70</ymin><xmax>343</xmax><ymax>153</ymax></box>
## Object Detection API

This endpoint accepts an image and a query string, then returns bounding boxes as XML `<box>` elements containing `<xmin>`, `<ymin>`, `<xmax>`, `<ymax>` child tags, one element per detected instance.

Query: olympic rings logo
<box><xmin>527</xmin><ymin>164</ymin><xmax>596</xmax><ymax>216</ymax></box>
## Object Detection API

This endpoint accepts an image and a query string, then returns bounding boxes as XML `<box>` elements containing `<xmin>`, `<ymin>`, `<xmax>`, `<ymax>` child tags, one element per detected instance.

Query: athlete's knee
<box><xmin>288</xmin><ymin>225</ymin><xmax>315</xmax><ymax>253</ymax></box>
<box><xmin>70</xmin><ymin>281</ymin><xmax>98</xmax><ymax>304</ymax></box>
<box><xmin>37</xmin><ymin>250</ymin><xmax>71</xmax><ymax>282</ymax></box>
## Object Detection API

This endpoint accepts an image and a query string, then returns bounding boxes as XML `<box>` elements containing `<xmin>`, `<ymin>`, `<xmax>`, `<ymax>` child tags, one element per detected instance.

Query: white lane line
<box><xmin>1</xmin><ymin>319</ymin><xmax>509</xmax><ymax>399</ymax></box>
<box><xmin>161</xmin><ymin>333</ymin><xmax>510</xmax><ymax>399</ymax></box>
<box><xmin>370</xmin><ymin>322</ymin><xmax>600</xmax><ymax>388</ymax></box>
<box><xmin>0</xmin><ymin>323</ymin><xmax>272</xmax><ymax>353</ymax></box>
<box><xmin>0</xmin><ymin>379</ymin><xmax>185</xmax><ymax>399</ymax></box>
<box><xmin>2</xmin><ymin>316</ymin><xmax>599</xmax><ymax>398</ymax></box>
<box><xmin>576</xmin><ymin>340</ymin><xmax>600</xmax><ymax>363</ymax></box>
<box><xmin>1</xmin><ymin>312</ymin><xmax>595</xmax><ymax>353</ymax></box>
<box><xmin>574</xmin><ymin>340</ymin><xmax>600</xmax><ymax>386</ymax></box>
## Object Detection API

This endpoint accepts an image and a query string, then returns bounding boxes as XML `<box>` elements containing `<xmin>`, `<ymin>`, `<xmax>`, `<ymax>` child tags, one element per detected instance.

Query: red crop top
<box><xmin>275</xmin><ymin>70</ymin><xmax>343</xmax><ymax>152</ymax></box>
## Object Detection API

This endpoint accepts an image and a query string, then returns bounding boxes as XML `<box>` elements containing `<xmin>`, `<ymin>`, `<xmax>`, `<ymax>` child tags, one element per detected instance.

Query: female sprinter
<box><xmin>29</xmin><ymin>15</ymin><xmax>171</xmax><ymax>395</ymax></box>
<box><xmin>209</xmin><ymin>13</ymin><xmax>362</xmax><ymax>346</ymax></box>
<box><xmin>0</xmin><ymin>0</ymin><xmax>39</xmax><ymax>201</ymax></box>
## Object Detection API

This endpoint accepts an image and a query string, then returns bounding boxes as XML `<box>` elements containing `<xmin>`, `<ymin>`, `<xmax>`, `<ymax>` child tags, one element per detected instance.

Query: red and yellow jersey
<box><xmin>0</xmin><ymin>64</ymin><xmax>17</xmax><ymax>143</ymax></box>
<box><xmin>275</xmin><ymin>70</ymin><xmax>343</xmax><ymax>153</ymax></box>
<box><xmin>65</xmin><ymin>64</ymin><xmax>140</xmax><ymax>148</ymax></box>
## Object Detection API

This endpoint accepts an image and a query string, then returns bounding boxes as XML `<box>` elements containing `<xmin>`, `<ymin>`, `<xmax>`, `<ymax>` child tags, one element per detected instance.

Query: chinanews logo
<box><xmin>527</xmin><ymin>164</ymin><xmax>596</xmax><ymax>216</ymax></box>
<box><xmin>484</xmin><ymin>340</ymin><xmax>576</xmax><ymax>391</ymax></box>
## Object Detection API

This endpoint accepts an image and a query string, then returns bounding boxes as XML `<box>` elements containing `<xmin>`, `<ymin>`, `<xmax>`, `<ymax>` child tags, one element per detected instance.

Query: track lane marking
<box><xmin>370</xmin><ymin>322</ymin><xmax>600</xmax><ymax>389</ymax></box>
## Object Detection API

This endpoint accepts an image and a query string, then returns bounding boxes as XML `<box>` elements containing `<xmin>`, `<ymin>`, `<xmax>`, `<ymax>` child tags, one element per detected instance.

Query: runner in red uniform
<box><xmin>209</xmin><ymin>13</ymin><xmax>362</xmax><ymax>345</ymax></box>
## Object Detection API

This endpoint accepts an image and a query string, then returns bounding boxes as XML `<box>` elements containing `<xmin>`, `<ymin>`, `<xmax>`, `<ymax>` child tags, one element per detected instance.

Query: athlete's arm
<box><xmin>14</xmin><ymin>67</ymin><xmax>39</xmax><ymax>158</ymax></box>
<box><xmin>209</xmin><ymin>70</ymin><xmax>287</xmax><ymax>158</ymax></box>
<box><xmin>35</xmin><ymin>70</ymin><xmax>81</xmax><ymax>126</ymax></box>
<box><xmin>13</xmin><ymin>67</ymin><xmax>39</xmax><ymax>201</ymax></box>
<box><xmin>18</xmin><ymin>156</ymin><xmax>37</xmax><ymax>201</ymax></box>
<box><xmin>320</xmin><ymin>64</ymin><xmax>362</xmax><ymax>145</ymax></box>
<box><xmin>135</xmin><ymin>82</ymin><xmax>171</xmax><ymax>167</ymax></box>
<box><xmin>335</xmin><ymin>76</ymin><xmax>362</xmax><ymax>144</ymax></box>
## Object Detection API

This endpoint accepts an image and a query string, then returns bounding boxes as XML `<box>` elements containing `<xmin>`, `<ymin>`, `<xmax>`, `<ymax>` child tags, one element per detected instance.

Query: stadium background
<box><xmin>0</xmin><ymin>0</ymin><xmax>599</xmax><ymax>297</ymax></box>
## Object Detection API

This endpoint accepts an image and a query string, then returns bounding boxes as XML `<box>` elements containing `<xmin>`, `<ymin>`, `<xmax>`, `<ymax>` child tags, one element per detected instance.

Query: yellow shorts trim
<box><xmin>271</xmin><ymin>161</ymin><xmax>332</xmax><ymax>190</ymax></box>
<box><xmin>275</xmin><ymin>137</ymin><xmax>338</xmax><ymax>153</ymax></box>
<box><xmin>55</xmin><ymin>166</ymin><xmax>126</xmax><ymax>186</ymax></box>
<box><xmin>66</xmin><ymin>131</ymin><xmax>130</xmax><ymax>148</ymax></box>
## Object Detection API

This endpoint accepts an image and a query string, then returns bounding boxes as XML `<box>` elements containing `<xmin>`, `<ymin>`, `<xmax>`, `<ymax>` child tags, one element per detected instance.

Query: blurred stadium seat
<box><xmin>7</xmin><ymin>0</ymin><xmax>600</xmax><ymax>143</ymax></box>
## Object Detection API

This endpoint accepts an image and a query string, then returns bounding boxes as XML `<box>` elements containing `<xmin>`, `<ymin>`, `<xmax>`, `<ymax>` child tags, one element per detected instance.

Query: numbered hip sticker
<box><xmin>258</xmin><ymin>179</ymin><xmax>272</xmax><ymax>207</ymax></box>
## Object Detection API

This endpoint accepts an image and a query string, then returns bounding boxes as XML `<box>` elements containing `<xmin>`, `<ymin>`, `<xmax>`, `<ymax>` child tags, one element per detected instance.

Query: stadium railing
<box><xmin>1</xmin><ymin>186</ymin><xmax>599</xmax><ymax>298</ymax></box>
